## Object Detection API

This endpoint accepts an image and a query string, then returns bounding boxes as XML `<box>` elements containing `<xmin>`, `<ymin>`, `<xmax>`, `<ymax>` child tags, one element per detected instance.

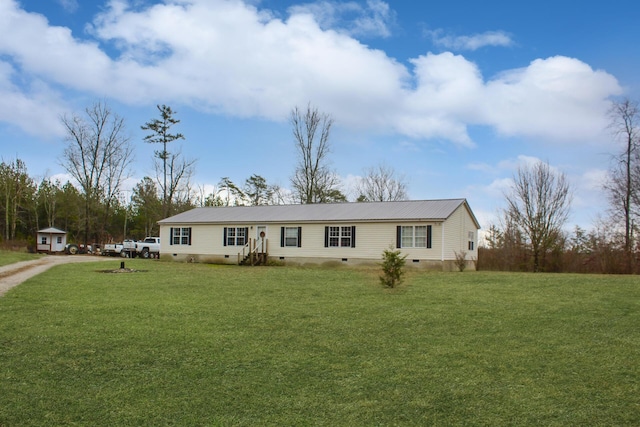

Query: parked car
<box><xmin>102</xmin><ymin>240</ymin><xmax>137</xmax><ymax>258</ymax></box>
<box><xmin>136</xmin><ymin>237</ymin><xmax>161</xmax><ymax>259</ymax></box>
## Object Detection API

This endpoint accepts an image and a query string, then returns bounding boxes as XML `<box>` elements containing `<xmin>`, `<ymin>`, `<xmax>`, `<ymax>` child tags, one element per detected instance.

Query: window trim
<box><xmin>324</xmin><ymin>226</ymin><xmax>356</xmax><ymax>248</ymax></box>
<box><xmin>396</xmin><ymin>225</ymin><xmax>432</xmax><ymax>249</ymax></box>
<box><xmin>281</xmin><ymin>226</ymin><xmax>302</xmax><ymax>247</ymax></box>
<box><xmin>223</xmin><ymin>227</ymin><xmax>248</xmax><ymax>246</ymax></box>
<box><xmin>170</xmin><ymin>227</ymin><xmax>192</xmax><ymax>245</ymax></box>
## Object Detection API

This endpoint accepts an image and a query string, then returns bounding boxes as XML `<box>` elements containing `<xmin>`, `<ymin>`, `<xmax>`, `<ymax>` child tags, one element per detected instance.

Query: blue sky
<box><xmin>1</xmin><ymin>0</ymin><xmax>639</xmax><ymax>232</ymax></box>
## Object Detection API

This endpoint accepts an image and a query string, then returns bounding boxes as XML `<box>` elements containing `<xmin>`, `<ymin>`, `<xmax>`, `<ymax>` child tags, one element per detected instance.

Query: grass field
<box><xmin>0</xmin><ymin>249</ymin><xmax>42</xmax><ymax>267</ymax></box>
<box><xmin>0</xmin><ymin>260</ymin><xmax>639</xmax><ymax>426</ymax></box>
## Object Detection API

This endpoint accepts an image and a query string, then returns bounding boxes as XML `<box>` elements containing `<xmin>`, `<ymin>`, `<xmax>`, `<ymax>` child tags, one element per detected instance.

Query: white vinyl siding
<box><xmin>158</xmin><ymin>206</ymin><xmax>481</xmax><ymax>265</ymax></box>
<box><xmin>160</xmin><ymin>222</ymin><xmax>444</xmax><ymax>260</ymax></box>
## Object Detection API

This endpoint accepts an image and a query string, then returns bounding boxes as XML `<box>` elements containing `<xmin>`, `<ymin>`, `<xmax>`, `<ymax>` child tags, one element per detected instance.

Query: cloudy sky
<box><xmin>1</xmin><ymin>0</ymin><xmax>639</xmax><ymax>230</ymax></box>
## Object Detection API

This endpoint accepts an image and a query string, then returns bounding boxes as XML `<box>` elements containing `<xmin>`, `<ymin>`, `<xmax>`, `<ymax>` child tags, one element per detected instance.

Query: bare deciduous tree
<box><xmin>504</xmin><ymin>160</ymin><xmax>572</xmax><ymax>272</ymax></box>
<box><xmin>153</xmin><ymin>148</ymin><xmax>196</xmax><ymax>216</ymax></box>
<box><xmin>61</xmin><ymin>101</ymin><xmax>133</xmax><ymax>245</ymax></box>
<box><xmin>36</xmin><ymin>177</ymin><xmax>61</xmax><ymax>229</ymax></box>
<box><xmin>605</xmin><ymin>98</ymin><xmax>640</xmax><ymax>266</ymax></box>
<box><xmin>290</xmin><ymin>103</ymin><xmax>344</xmax><ymax>203</ymax></box>
<box><xmin>356</xmin><ymin>163</ymin><xmax>408</xmax><ymax>202</ymax></box>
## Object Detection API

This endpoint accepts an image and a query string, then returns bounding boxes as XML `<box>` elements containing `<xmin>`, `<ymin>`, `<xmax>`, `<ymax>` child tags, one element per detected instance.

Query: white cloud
<box><xmin>428</xmin><ymin>29</ymin><xmax>514</xmax><ymax>51</ymax></box>
<box><xmin>0</xmin><ymin>61</ymin><xmax>67</xmax><ymax>137</ymax></box>
<box><xmin>288</xmin><ymin>0</ymin><xmax>395</xmax><ymax>38</ymax></box>
<box><xmin>482</xmin><ymin>56</ymin><xmax>621</xmax><ymax>142</ymax></box>
<box><xmin>497</xmin><ymin>155</ymin><xmax>544</xmax><ymax>171</ymax></box>
<box><xmin>0</xmin><ymin>0</ymin><xmax>623</xmax><ymax>147</ymax></box>
<box><xmin>57</xmin><ymin>0</ymin><xmax>79</xmax><ymax>13</ymax></box>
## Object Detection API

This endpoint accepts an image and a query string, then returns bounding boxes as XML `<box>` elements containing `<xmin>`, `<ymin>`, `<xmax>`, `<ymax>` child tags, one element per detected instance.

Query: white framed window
<box><xmin>170</xmin><ymin>227</ymin><xmax>191</xmax><ymax>245</ymax></box>
<box><xmin>284</xmin><ymin>227</ymin><xmax>300</xmax><ymax>247</ymax></box>
<box><xmin>224</xmin><ymin>227</ymin><xmax>247</xmax><ymax>246</ymax></box>
<box><xmin>398</xmin><ymin>225</ymin><xmax>431</xmax><ymax>249</ymax></box>
<box><xmin>172</xmin><ymin>227</ymin><xmax>191</xmax><ymax>245</ymax></box>
<box><xmin>325</xmin><ymin>226</ymin><xmax>356</xmax><ymax>248</ymax></box>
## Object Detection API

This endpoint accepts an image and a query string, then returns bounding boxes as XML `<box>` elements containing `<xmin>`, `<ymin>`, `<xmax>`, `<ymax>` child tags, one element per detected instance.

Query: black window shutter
<box><xmin>351</xmin><ymin>226</ymin><xmax>356</xmax><ymax>248</ymax></box>
<box><xmin>245</xmin><ymin>227</ymin><xmax>249</xmax><ymax>243</ymax></box>
<box><xmin>188</xmin><ymin>227</ymin><xmax>192</xmax><ymax>246</ymax></box>
<box><xmin>223</xmin><ymin>227</ymin><xmax>227</xmax><ymax>246</ymax></box>
<box><xmin>170</xmin><ymin>228</ymin><xmax>174</xmax><ymax>245</ymax></box>
<box><xmin>297</xmin><ymin>227</ymin><xmax>302</xmax><ymax>247</ymax></box>
<box><xmin>427</xmin><ymin>225</ymin><xmax>432</xmax><ymax>249</ymax></box>
<box><xmin>324</xmin><ymin>227</ymin><xmax>329</xmax><ymax>247</ymax></box>
<box><xmin>280</xmin><ymin>227</ymin><xmax>285</xmax><ymax>247</ymax></box>
<box><xmin>396</xmin><ymin>226</ymin><xmax>402</xmax><ymax>248</ymax></box>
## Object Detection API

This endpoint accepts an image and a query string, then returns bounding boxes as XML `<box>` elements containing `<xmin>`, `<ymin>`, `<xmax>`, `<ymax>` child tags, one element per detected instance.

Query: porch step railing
<box><xmin>238</xmin><ymin>238</ymin><xmax>268</xmax><ymax>266</ymax></box>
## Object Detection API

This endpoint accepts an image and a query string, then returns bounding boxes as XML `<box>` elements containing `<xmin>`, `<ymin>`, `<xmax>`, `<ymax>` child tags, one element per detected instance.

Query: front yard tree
<box><xmin>290</xmin><ymin>103</ymin><xmax>343</xmax><ymax>204</ymax></box>
<box><xmin>605</xmin><ymin>98</ymin><xmax>640</xmax><ymax>271</ymax></box>
<box><xmin>142</xmin><ymin>104</ymin><xmax>185</xmax><ymax>217</ymax></box>
<box><xmin>504</xmin><ymin>160</ymin><xmax>572</xmax><ymax>272</ymax></box>
<box><xmin>61</xmin><ymin>101</ymin><xmax>133</xmax><ymax>246</ymax></box>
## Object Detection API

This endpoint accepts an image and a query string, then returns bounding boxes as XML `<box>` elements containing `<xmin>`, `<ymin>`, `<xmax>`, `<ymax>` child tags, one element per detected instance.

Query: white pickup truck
<box><xmin>102</xmin><ymin>240</ymin><xmax>137</xmax><ymax>258</ymax></box>
<box><xmin>136</xmin><ymin>237</ymin><xmax>161</xmax><ymax>259</ymax></box>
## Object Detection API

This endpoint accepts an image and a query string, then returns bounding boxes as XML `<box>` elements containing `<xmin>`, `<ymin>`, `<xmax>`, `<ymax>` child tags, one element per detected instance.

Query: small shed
<box><xmin>36</xmin><ymin>227</ymin><xmax>67</xmax><ymax>253</ymax></box>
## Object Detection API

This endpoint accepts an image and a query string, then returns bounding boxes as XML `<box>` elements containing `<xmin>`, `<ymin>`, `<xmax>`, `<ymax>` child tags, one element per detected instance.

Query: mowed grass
<box><xmin>0</xmin><ymin>260</ymin><xmax>639</xmax><ymax>426</ymax></box>
<box><xmin>0</xmin><ymin>249</ymin><xmax>42</xmax><ymax>267</ymax></box>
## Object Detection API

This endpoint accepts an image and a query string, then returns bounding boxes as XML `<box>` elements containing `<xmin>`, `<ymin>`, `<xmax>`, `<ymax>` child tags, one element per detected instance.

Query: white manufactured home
<box><xmin>158</xmin><ymin>199</ymin><xmax>480</xmax><ymax>270</ymax></box>
<box><xmin>159</xmin><ymin>199</ymin><xmax>480</xmax><ymax>270</ymax></box>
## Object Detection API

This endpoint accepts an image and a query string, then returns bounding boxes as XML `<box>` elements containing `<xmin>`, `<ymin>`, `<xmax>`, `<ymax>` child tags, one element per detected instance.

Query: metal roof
<box><xmin>37</xmin><ymin>227</ymin><xmax>66</xmax><ymax>234</ymax></box>
<box><xmin>158</xmin><ymin>199</ymin><xmax>480</xmax><ymax>228</ymax></box>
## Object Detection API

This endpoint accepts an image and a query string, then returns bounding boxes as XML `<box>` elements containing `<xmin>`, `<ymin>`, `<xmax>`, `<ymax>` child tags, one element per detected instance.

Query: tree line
<box><xmin>0</xmin><ymin>102</ymin><xmax>407</xmax><ymax>249</ymax></box>
<box><xmin>3</xmin><ymin>97</ymin><xmax>638</xmax><ymax>274</ymax></box>
<box><xmin>479</xmin><ymin>98</ymin><xmax>640</xmax><ymax>274</ymax></box>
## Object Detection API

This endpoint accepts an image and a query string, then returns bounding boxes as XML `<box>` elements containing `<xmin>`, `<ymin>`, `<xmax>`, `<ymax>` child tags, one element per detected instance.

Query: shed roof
<box><xmin>159</xmin><ymin>199</ymin><xmax>480</xmax><ymax>228</ymax></box>
<box><xmin>37</xmin><ymin>227</ymin><xmax>66</xmax><ymax>234</ymax></box>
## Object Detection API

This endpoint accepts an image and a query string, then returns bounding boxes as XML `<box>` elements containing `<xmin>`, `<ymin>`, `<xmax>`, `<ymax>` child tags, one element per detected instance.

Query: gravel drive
<box><xmin>0</xmin><ymin>255</ymin><xmax>114</xmax><ymax>297</ymax></box>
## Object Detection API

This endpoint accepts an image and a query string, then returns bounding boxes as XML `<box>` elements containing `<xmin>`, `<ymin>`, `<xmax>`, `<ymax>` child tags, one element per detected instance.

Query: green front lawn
<box><xmin>1</xmin><ymin>261</ymin><xmax>638</xmax><ymax>425</ymax></box>
<box><xmin>0</xmin><ymin>249</ymin><xmax>42</xmax><ymax>267</ymax></box>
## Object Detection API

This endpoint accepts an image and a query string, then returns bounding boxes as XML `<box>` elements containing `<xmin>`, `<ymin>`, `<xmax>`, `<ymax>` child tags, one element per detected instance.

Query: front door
<box><xmin>256</xmin><ymin>226</ymin><xmax>267</xmax><ymax>252</ymax></box>
<box><xmin>256</xmin><ymin>226</ymin><xmax>267</xmax><ymax>241</ymax></box>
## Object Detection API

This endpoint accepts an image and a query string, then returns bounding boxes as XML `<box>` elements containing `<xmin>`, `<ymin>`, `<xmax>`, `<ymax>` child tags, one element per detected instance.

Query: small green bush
<box><xmin>454</xmin><ymin>250</ymin><xmax>468</xmax><ymax>272</ymax></box>
<box><xmin>379</xmin><ymin>246</ymin><xmax>407</xmax><ymax>288</ymax></box>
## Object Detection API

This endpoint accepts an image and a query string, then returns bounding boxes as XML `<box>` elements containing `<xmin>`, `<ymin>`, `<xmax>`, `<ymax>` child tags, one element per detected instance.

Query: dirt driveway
<box><xmin>0</xmin><ymin>255</ymin><xmax>114</xmax><ymax>297</ymax></box>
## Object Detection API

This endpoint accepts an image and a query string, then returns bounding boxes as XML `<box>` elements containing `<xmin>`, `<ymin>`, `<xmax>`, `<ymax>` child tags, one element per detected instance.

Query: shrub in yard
<box><xmin>454</xmin><ymin>250</ymin><xmax>468</xmax><ymax>272</ymax></box>
<box><xmin>380</xmin><ymin>246</ymin><xmax>407</xmax><ymax>288</ymax></box>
